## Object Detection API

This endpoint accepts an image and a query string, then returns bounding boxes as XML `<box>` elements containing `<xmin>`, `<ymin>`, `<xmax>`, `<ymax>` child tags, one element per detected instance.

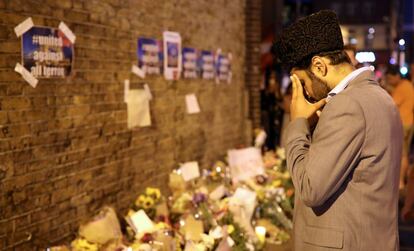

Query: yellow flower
<box><xmin>227</xmin><ymin>225</ymin><xmax>235</xmax><ymax>234</ymax></box>
<box><xmin>257</xmin><ymin>189</ymin><xmax>266</xmax><ymax>201</ymax></box>
<box><xmin>272</xmin><ymin>179</ymin><xmax>282</xmax><ymax>187</ymax></box>
<box><xmin>283</xmin><ymin>171</ymin><xmax>291</xmax><ymax>179</ymax></box>
<box><xmin>146</xmin><ymin>187</ymin><xmax>161</xmax><ymax>201</ymax></box>
<box><xmin>71</xmin><ymin>238</ymin><xmax>99</xmax><ymax>251</ymax></box>
<box><xmin>130</xmin><ymin>243</ymin><xmax>140</xmax><ymax>250</ymax></box>
<box><xmin>155</xmin><ymin>222</ymin><xmax>169</xmax><ymax>230</ymax></box>
<box><xmin>135</xmin><ymin>195</ymin><xmax>147</xmax><ymax>208</ymax></box>
<box><xmin>142</xmin><ymin>196</ymin><xmax>155</xmax><ymax>209</ymax></box>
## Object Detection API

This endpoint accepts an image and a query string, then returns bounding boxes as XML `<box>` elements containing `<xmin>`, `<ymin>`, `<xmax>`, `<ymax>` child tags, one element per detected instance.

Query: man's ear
<box><xmin>311</xmin><ymin>56</ymin><xmax>327</xmax><ymax>77</ymax></box>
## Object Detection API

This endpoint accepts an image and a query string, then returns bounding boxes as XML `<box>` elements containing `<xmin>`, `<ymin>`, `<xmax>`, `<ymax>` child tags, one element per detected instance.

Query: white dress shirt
<box><xmin>326</xmin><ymin>66</ymin><xmax>375</xmax><ymax>101</ymax></box>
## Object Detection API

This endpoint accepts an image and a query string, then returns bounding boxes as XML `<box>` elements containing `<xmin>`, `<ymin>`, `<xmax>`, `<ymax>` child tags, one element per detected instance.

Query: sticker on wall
<box><xmin>14</xmin><ymin>18</ymin><xmax>75</xmax><ymax>87</ymax></box>
<box><xmin>215</xmin><ymin>49</ymin><xmax>231</xmax><ymax>84</ymax></box>
<box><xmin>137</xmin><ymin>37</ymin><xmax>163</xmax><ymax>75</ymax></box>
<box><xmin>21</xmin><ymin>24</ymin><xmax>74</xmax><ymax>78</ymax></box>
<box><xmin>182</xmin><ymin>47</ymin><xmax>199</xmax><ymax>79</ymax></box>
<box><xmin>200</xmin><ymin>50</ymin><xmax>215</xmax><ymax>80</ymax></box>
<box><xmin>163</xmin><ymin>31</ymin><xmax>182</xmax><ymax>80</ymax></box>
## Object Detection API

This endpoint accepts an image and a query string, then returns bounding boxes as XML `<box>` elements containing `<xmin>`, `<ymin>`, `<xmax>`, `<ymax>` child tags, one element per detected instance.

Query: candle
<box><xmin>255</xmin><ymin>226</ymin><xmax>266</xmax><ymax>243</ymax></box>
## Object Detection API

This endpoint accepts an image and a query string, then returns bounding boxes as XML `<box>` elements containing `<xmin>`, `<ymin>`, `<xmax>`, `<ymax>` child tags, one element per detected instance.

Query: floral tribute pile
<box><xmin>48</xmin><ymin>148</ymin><xmax>294</xmax><ymax>251</ymax></box>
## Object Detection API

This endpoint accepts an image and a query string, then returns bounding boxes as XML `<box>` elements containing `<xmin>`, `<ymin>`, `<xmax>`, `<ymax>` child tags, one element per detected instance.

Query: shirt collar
<box><xmin>326</xmin><ymin>66</ymin><xmax>375</xmax><ymax>101</ymax></box>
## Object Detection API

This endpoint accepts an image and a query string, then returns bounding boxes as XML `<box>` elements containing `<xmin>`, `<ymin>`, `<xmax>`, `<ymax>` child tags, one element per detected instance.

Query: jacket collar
<box><xmin>326</xmin><ymin>66</ymin><xmax>375</xmax><ymax>101</ymax></box>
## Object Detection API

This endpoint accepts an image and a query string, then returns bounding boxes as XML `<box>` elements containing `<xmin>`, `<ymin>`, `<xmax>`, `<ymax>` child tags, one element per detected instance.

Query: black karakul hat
<box><xmin>273</xmin><ymin>10</ymin><xmax>344</xmax><ymax>70</ymax></box>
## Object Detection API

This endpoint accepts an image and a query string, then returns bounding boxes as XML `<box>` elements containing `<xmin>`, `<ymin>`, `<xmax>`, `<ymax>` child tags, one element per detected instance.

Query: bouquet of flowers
<box><xmin>50</xmin><ymin>147</ymin><xmax>295</xmax><ymax>251</ymax></box>
<box><xmin>132</xmin><ymin>187</ymin><xmax>162</xmax><ymax>219</ymax></box>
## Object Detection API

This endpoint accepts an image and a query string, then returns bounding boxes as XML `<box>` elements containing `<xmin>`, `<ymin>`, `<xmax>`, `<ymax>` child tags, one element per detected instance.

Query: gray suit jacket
<box><xmin>286</xmin><ymin>71</ymin><xmax>403</xmax><ymax>251</ymax></box>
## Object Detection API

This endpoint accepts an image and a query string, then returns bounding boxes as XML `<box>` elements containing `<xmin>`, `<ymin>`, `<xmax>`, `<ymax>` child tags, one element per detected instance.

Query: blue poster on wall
<box><xmin>215</xmin><ymin>53</ymin><xmax>231</xmax><ymax>83</ymax></box>
<box><xmin>22</xmin><ymin>26</ymin><xmax>74</xmax><ymax>78</ymax></box>
<box><xmin>200</xmin><ymin>50</ymin><xmax>215</xmax><ymax>80</ymax></box>
<box><xmin>137</xmin><ymin>37</ymin><xmax>163</xmax><ymax>75</ymax></box>
<box><xmin>182</xmin><ymin>47</ymin><xmax>199</xmax><ymax>79</ymax></box>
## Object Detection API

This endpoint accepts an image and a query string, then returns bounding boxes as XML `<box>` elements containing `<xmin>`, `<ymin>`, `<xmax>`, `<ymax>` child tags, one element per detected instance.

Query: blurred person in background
<box><xmin>260</xmin><ymin>69</ymin><xmax>284</xmax><ymax>150</ymax></box>
<box><xmin>344</xmin><ymin>44</ymin><xmax>359</xmax><ymax>68</ymax></box>
<box><xmin>386</xmin><ymin>65</ymin><xmax>414</xmax><ymax>191</ymax></box>
<box><xmin>280</xmin><ymin>83</ymin><xmax>292</xmax><ymax>148</ymax></box>
<box><xmin>402</xmin><ymin>158</ymin><xmax>414</xmax><ymax>222</ymax></box>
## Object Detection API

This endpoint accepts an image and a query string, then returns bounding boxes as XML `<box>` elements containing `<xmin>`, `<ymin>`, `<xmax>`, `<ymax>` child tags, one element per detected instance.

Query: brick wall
<box><xmin>245</xmin><ymin>0</ymin><xmax>262</xmax><ymax>129</ymax></box>
<box><xmin>0</xmin><ymin>0</ymin><xmax>250</xmax><ymax>249</ymax></box>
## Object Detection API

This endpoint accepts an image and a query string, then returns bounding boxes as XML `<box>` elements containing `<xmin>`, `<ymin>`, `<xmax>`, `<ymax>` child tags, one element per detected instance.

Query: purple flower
<box><xmin>192</xmin><ymin>193</ymin><xmax>207</xmax><ymax>206</ymax></box>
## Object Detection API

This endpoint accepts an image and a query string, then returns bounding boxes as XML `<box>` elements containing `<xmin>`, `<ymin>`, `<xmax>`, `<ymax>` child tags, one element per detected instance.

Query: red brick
<box><xmin>0</xmin><ymin>0</ymin><xmax>250</xmax><ymax>248</ymax></box>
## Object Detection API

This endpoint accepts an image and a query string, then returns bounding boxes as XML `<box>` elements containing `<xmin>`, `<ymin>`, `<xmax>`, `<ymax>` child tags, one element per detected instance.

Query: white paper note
<box><xmin>185</xmin><ymin>94</ymin><xmax>200</xmax><ymax>114</ymax></box>
<box><xmin>126</xmin><ymin>89</ymin><xmax>151</xmax><ymax>128</ymax></box>
<box><xmin>58</xmin><ymin>21</ymin><xmax>76</xmax><ymax>43</ymax></box>
<box><xmin>14</xmin><ymin>17</ymin><xmax>34</xmax><ymax>37</ymax></box>
<box><xmin>180</xmin><ymin>161</ymin><xmax>200</xmax><ymax>181</ymax></box>
<box><xmin>143</xmin><ymin>84</ymin><xmax>152</xmax><ymax>100</ymax></box>
<box><xmin>124</xmin><ymin>79</ymin><xmax>130</xmax><ymax>102</ymax></box>
<box><xmin>227</xmin><ymin>147</ymin><xmax>265</xmax><ymax>183</ymax></box>
<box><xmin>132</xmin><ymin>64</ymin><xmax>146</xmax><ymax>79</ymax></box>
<box><xmin>232</xmin><ymin>187</ymin><xmax>257</xmax><ymax>203</ymax></box>
<box><xmin>14</xmin><ymin>63</ymin><xmax>38</xmax><ymax>88</ymax></box>
<box><xmin>129</xmin><ymin>210</ymin><xmax>154</xmax><ymax>234</ymax></box>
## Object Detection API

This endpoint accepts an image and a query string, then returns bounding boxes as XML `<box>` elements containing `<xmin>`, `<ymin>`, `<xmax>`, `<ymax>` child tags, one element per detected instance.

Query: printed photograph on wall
<box><xmin>22</xmin><ymin>26</ymin><xmax>74</xmax><ymax>78</ymax></box>
<box><xmin>137</xmin><ymin>37</ymin><xmax>163</xmax><ymax>75</ymax></box>
<box><xmin>182</xmin><ymin>47</ymin><xmax>199</xmax><ymax>79</ymax></box>
<box><xmin>167</xmin><ymin>42</ymin><xmax>179</xmax><ymax>68</ymax></box>
<box><xmin>163</xmin><ymin>31</ymin><xmax>182</xmax><ymax>80</ymax></box>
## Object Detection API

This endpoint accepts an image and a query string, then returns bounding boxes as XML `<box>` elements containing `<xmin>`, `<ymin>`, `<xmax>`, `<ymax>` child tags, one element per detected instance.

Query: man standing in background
<box><xmin>344</xmin><ymin>44</ymin><xmax>358</xmax><ymax>67</ymax></box>
<box><xmin>386</xmin><ymin>65</ymin><xmax>414</xmax><ymax>191</ymax></box>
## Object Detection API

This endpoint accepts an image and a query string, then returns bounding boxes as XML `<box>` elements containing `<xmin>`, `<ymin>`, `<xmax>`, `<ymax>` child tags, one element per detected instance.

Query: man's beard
<box><xmin>305</xmin><ymin>70</ymin><xmax>331</xmax><ymax>101</ymax></box>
